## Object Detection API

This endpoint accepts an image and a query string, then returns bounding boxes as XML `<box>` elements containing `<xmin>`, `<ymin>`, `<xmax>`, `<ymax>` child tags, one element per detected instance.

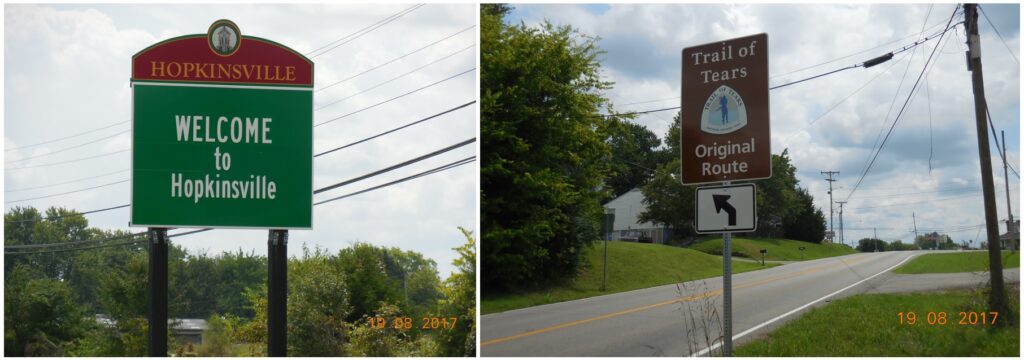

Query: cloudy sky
<box><xmin>4</xmin><ymin>3</ymin><xmax>477</xmax><ymax>276</ymax></box>
<box><xmin>508</xmin><ymin>3</ymin><xmax>1020</xmax><ymax>246</ymax></box>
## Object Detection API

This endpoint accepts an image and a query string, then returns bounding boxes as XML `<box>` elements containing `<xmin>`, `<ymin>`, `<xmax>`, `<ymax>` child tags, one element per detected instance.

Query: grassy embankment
<box><xmin>482</xmin><ymin>241</ymin><xmax>777</xmax><ymax>314</ymax></box>
<box><xmin>690</xmin><ymin>237</ymin><xmax>858</xmax><ymax>262</ymax></box>
<box><xmin>894</xmin><ymin>250</ymin><xmax>1020</xmax><ymax>274</ymax></box>
<box><xmin>736</xmin><ymin>286</ymin><xmax>1020</xmax><ymax>356</ymax></box>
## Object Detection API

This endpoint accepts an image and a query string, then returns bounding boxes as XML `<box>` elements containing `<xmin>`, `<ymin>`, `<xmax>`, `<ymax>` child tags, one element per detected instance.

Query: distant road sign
<box><xmin>695</xmin><ymin>184</ymin><xmax>756</xmax><ymax>233</ymax></box>
<box><xmin>681</xmin><ymin>33</ymin><xmax>771</xmax><ymax>185</ymax></box>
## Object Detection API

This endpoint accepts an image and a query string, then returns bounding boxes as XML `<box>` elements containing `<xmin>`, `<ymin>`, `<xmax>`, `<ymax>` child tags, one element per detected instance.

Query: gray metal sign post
<box><xmin>722</xmin><ymin>228</ymin><xmax>733</xmax><ymax>355</ymax></box>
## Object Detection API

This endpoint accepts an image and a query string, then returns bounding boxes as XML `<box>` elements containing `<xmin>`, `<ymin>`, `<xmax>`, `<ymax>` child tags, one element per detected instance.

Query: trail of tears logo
<box><xmin>700</xmin><ymin>85</ymin><xmax>747</xmax><ymax>134</ymax></box>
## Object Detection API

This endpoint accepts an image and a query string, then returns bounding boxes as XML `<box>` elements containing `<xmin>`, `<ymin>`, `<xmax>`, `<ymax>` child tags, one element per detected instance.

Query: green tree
<box><xmin>4</xmin><ymin>207</ymin><xmax>90</xmax><ymax>280</ymax></box>
<box><xmin>638</xmin><ymin>158</ymin><xmax>697</xmax><ymax>243</ymax></box>
<box><xmin>289</xmin><ymin>246</ymin><xmax>352</xmax><ymax>356</ymax></box>
<box><xmin>197</xmin><ymin>315</ymin><xmax>240</xmax><ymax>357</ymax></box>
<box><xmin>637</xmin><ymin>114</ymin><xmax>694</xmax><ymax>244</ymax></box>
<box><xmin>856</xmin><ymin>238</ymin><xmax>887</xmax><ymax>252</ymax></box>
<box><xmin>335</xmin><ymin>243</ymin><xmax>401</xmax><ymax>322</ymax></box>
<box><xmin>437</xmin><ymin>228</ymin><xmax>477</xmax><ymax>356</ymax></box>
<box><xmin>783</xmin><ymin>187</ymin><xmax>827</xmax><ymax>243</ymax></box>
<box><xmin>345</xmin><ymin>303</ymin><xmax>415</xmax><ymax>357</ymax></box>
<box><xmin>481</xmin><ymin>3</ymin><xmax>615</xmax><ymax>291</ymax></box>
<box><xmin>378</xmin><ymin>247</ymin><xmax>443</xmax><ymax>315</ymax></box>
<box><xmin>887</xmin><ymin>240</ymin><xmax>917</xmax><ymax>251</ymax></box>
<box><xmin>606</xmin><ymin>121</ymin><xmax>662</xmax><ymax>198</ymax></box>
<box><xmin>753</xmin><ymin>150</ymin><xmax>800</xmax><ymax>238</ymax></box>
<box><xmin>214</xmin><ymin>249</ymin><xmax>267</xmax><ymax>318</ymax></box>
<box><xmin>5</xmin><ymin>264</ymin><xmax>89</xmax><ymax>356</ymax></box>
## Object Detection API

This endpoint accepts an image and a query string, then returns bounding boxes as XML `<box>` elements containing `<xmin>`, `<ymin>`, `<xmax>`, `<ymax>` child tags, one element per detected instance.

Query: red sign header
<box><xmin>132</xmin><ymin>20</ymin><xmax>312</xmax><ymax>87</ymax></box>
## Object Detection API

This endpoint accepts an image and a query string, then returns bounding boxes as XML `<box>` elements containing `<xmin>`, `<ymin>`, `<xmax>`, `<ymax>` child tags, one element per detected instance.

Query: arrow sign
<box><xmin>695</xmin><ymin>184</ymin><xmax>756</xmax><ymax>233</ymax></box>
<box><xmin>712</xmin><ymin>194</ymin><xmax>737</xmax><ymax>226</ymax></box>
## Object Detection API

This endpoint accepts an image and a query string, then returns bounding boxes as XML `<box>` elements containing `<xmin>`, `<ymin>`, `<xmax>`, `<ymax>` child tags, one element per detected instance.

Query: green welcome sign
<box><xmin>131</xmin><ymin>20</ymin><xmax>313</xmax><ymax>229</ymax></box>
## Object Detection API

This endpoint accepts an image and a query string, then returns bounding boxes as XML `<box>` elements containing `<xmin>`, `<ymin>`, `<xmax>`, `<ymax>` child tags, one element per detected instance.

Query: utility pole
<box><xmin>837</xmin><ymin>201</ymin><xmax>847</xmax><ymax>246</ymax></box>
<box><xmin>821</xmin><ymin>171</ymin><xmax>839</xmax><ymax>243</ymax></box>
<box><xmin>965</xmin><ymin>3</ymin><xmax>1008</xmax><ymax>321</ymax></box>
<box><xmin>874</xmin><ymin>227</ymin><xmax>879</xmax><ymax>252</ymax></box>
<box><xmin>913</xmin><ymin>212</ymin><xmax>918</xmax><ymax>248</ymax></box>
<box><xmin>1001</xmin><ymin>131</ymin><xmax>1016</xmax><ymax>253</ymax></box>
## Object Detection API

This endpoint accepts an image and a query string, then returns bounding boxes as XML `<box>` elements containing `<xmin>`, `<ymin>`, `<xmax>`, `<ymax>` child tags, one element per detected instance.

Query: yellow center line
<box><xmin>481</xmin><ymin>254</ymin><xmax>875</xmax><ymax>347</ymax></box>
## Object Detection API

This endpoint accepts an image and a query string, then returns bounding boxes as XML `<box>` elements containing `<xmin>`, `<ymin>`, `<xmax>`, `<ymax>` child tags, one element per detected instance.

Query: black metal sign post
<box><xmin>268</xmin><ymin>229</ymin><xmax>288</xmax><ymax>356</ymax></box>
<box><xmin>147</xmin><ymin>228</ymin><xmax>168</xmax><ymax>357</ymax></box>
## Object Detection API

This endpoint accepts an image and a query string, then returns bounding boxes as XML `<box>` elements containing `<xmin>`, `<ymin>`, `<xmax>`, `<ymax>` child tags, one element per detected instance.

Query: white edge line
<box><xmin>693</xmin><ymin>253</ymin><xmax>919</xmax><ymax>357</ymax></box>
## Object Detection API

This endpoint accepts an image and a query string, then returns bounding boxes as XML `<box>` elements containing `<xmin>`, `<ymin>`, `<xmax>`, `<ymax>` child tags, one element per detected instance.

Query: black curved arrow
<box><xmin>712</xmin><ymin>194</ymin><xmax>737</xmax><ymax>226</ymax></box>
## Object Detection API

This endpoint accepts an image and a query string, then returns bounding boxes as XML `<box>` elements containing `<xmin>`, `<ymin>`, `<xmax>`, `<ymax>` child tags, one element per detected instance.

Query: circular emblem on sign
<box><xmin>700</xmin><ymin>85</ymin><xmax>748</xmax><ymax>134</ymax></box>
<box><xmin>208</xmin><ymin>19</ymin><xmax>241</xmax><ymax>57</ymax></box>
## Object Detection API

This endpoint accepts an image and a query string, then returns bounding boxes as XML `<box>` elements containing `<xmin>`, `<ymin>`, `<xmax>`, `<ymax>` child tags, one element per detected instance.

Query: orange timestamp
<box><xmin>897</xmin><ymin>311</ymin><xmax>999</xmax><ymax>326</ymax></box>
<box><xmin>368</xmin><ymin>316</ymin><xmax>458</xmax><ymax>331</ymax></box>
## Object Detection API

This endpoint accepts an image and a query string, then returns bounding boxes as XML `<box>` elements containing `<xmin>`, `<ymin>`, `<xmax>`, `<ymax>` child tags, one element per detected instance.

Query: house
<box><xmin>94</xmin><ymin>315</ymin><xmax>208</xmax><ymax>345</ymax></box>
<box><xmin>1000</xmin><ymin>220</ymin><xmax>1019</xmax><ymax>251</ymax></box>
<box><xmin>603</xmin><ymin>188</ymin><xmax>671</xmax><ymax>244</ymax></box>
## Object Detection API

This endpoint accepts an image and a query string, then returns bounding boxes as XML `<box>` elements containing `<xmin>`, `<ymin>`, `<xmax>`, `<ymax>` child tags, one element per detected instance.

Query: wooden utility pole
<box><xmin>964</xmin><ymin>3</ymin><xmax>1008</xmax><ymax>320</ymax></box>
<box><xmin>821</xmin><ymin>171</ymin><xmax>839</xmax><ymax>242</ymax></box>
<box><xmin>837</xmin><ymin>201</ymin><xmax>847</xmax><ymax>246</ymax></box>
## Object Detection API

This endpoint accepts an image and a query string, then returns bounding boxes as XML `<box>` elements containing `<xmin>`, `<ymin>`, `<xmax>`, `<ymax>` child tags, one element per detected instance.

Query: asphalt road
<box><xmin>480</xmin><ymin>250</ymin><xmax>1015</xmax><ymax>357</ymax></box>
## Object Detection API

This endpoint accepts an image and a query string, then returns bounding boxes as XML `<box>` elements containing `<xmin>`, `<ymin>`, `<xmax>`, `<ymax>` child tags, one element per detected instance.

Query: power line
<box><xmin>7</xmin><ymin>153</ymin><xmax>476</xmax><ymax>254</ymax></box>
<box><xmin>5</xmin><ymin>139</ymin><xmax>476</xmax><ymax>225</ymax></box>
<box><xmin>602</xmin><ymin>24</ymin><xmax>960</xmax><ymax>120</ymax></box>
<box><xmin>315</xmin><ymin>155</ymin><xmax>474</xmax><ymax>206</ymax></box>
<box><xmin>314</xmin><ymin>101</ymin><xmax>475</xmax><ymax>158</ymax></box>
<box><xmin>985</xmin><ymin>105</ymin><xmax>1020</xmax><ymax>179</ymax></box>
<box><xmin>4</xmin><ymin>121</ymin><xmax>128</xmax><ymax>152</ymax></box>
<box><xmin>315</xmin><ymin>43</ymin><xmax>475</xmax><ymax>112</ymax></box>
<box><xmin>978</xmin><ymin>5</ymin><xmax>1020</xmax><ymax>65</ymax></box>
<box><xmin>5</xmin><ymin>179</ymin><xmax>129</xmax><ymax>204</ymax></box>
<box><xmin>769</xmin><ymin>16</ymin><xmax>951</xmax><ymax>80</ymax></box>
<box><xmin>601</xmin><ymin>106</ymin><xmax>680</xmax><ymax>119</ymax></box>
<box><xmin>848</xmin><ymin>187</ymin><xmax>1014</xmax><ymax>211</ymax></box>
<box><xmin>314</xmin><ymin>138</ymin><xmax>475</xmax><ymax>195</ymax></box>
<box><xmin>5</xmin><ymin>149</ymin><xmax>129</xmax><ymax>171</ymax></box>
<box><xmin>315</xmin><ymin>24</ymin><xmax>475</xmax><ymax>93</ymax></box>
<box><xmin>5</xmin><ymin>231</ymin><xmax>147</xmax><ymax>250</ymax></box>
<box><xmin>5</xmin><ymin>238</ymin><xmax>146</xmax><ymax>255</ymax></box>
<box><xmin>6</xmin><ymin>169</ymin><xmax>128</xmax><ymax>193</ymax></box>
<box><xmin>801</xmin><ymin>50</ymin><xmax>911</xmax><ymax>130</ymax></box>
<box><xmin>314</xmin><ymin>67</ymin><xmax>475</xmax><ymax>128</ymax></box>
<box><xmin>844</xmin><ymin>5</ymin><xmax>960</xmax><ymax>203</ymax></box>
<box><xmin>307</xmin><ymin>4</ymin><xmax>425</xmax><ymax>58</ymax></box>
<box><xmin>4</xmin><ymin>130</ymin><xmax>129</xmax><ymax>165</ymax></box>
<box><xmin>770</xmin><ymin>64</ymin><xmax>861</xmax><ymax>91</ymax></box>
<box><xmin>614</xmin><ymin>96</ymin><xmax>681</xmax><ymax>108</ymax></box>
<box><xmin>6</xmin><ymin>102</ymin><xmax>475</xmax><ymax>213</ymax></box>
<box><xmin>4</xmin><ymin>204</ymin><xmax>131</xmax><ymax>224</ymax></box>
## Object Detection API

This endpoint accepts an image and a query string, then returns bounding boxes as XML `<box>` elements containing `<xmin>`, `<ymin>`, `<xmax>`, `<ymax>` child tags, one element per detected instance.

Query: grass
<box><xmin>689</xmin><ymin>237</ymin><xmax>858</xmax><ymax>262</ymax></box>
<box><xmin>736</xmin><ymin>285</ymin><xmax>1020</xmax><ymax>356</ymax></box>
<box><xmin>894</xmin><ymin>251</ymin><xmax>1020</xmax><ymax>274</ymax></box>
<box><xmin>481</xmin><ymin>241</ymin><xmax>777</xmax><ymax>314</ymax></box>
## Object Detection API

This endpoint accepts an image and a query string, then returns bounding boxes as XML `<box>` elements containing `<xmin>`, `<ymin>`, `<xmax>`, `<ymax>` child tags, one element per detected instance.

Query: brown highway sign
<box><xmin>681</xmin><ymin>33</ymin><xmax>771</xmax><ymax>185</ymax></box>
